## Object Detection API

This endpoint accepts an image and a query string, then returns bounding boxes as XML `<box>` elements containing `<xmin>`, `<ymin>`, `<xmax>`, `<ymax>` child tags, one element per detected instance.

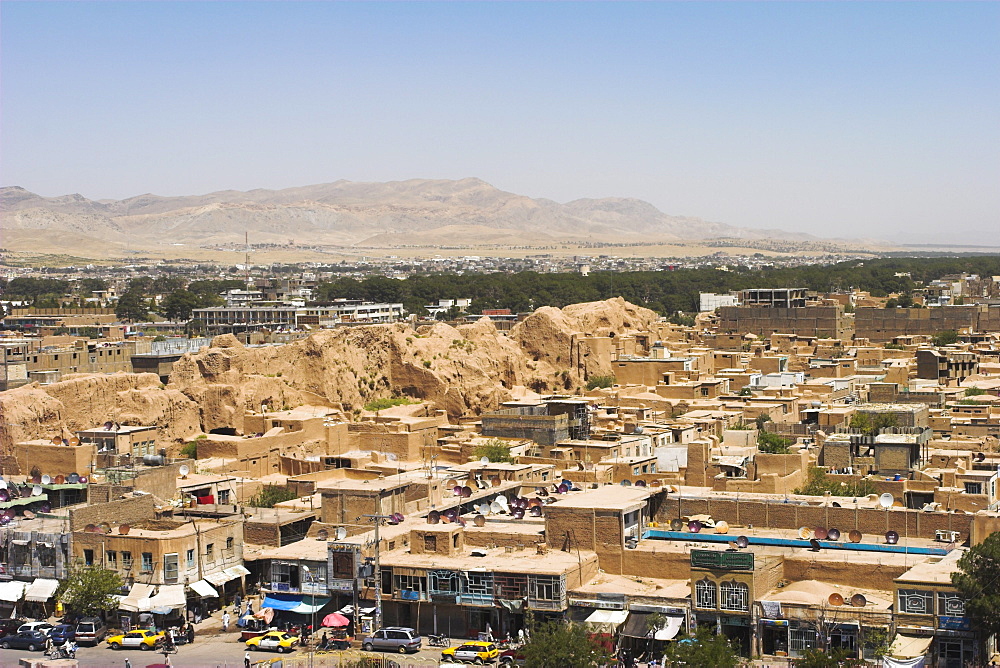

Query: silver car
<box><xmin>362</xmin><ymin>627</ymin><xmax>422</xmax><ymax>654</ymax></box>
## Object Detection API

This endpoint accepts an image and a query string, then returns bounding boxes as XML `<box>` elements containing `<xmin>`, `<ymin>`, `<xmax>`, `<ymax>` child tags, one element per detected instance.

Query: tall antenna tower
<box><xmin>245</xmin><ymin>231</ymin><xmax>251</xmax><ymax>290</ymax></box>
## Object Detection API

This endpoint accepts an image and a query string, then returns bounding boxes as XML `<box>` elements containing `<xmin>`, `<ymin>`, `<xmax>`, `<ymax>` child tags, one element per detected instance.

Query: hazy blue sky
<box><xmin>2</xmin><ymin>2</ymin><xmax>997</xmax><ymax>241</ymax></box>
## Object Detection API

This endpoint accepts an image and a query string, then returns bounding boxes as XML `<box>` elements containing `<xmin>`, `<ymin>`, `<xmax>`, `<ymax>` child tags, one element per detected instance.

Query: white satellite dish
<box><xmin>878</xmin><ymin>493</ymin><xmax>894</xmax><ymax>509</ymax></box>
<box><xmin>478</xmin><ymin>502</ymin><xmax>490</xmax><ymax>515</ymax></box>
<box><xmin>178</xmin><ymin>465</ymin><xmax>190</xmax><ymax>478</ymax></box>
<box><xmin>490</xmin><ymin>501</ymin><xmax>503</xmax><ymax>515</ymax></box>
<box><xmin>480</xmin><ymin>456</ymin><xmax>490</xmax><ymax>465</ymax></box>
<box><xmin>31</xmin><ymin>486</ymin><xmax>43</xmax><ymax>497</ymax></box>
<box><xmin>0</xmin><ymin>480</ymin><xmax>7</xmax><ymax>490</ymax></box>
<box><xmin>335</xmin><ymin>527</ymin><xmax>348</xmax><ymax>540</ymax></box>
<box><xmin>41</xmin><ymin>475</ymin><xmax>52</xmax><ymax>485</ymax></box>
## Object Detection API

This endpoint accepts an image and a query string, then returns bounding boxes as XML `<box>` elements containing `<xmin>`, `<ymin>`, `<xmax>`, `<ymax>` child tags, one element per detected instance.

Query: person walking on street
<box><xmin>245</xmin><ymin>651</ymin><xmax>252</xmax><ymax>668</ymax></box>
<box><xmin>124</xmin><ymin>658</ymin><xmax>131</xmax><ymax>668</ymax></box>
<box><xmin>223</xmin><ymin>611</ymin><xmax>231</xmax><ymax>632</ymax></box>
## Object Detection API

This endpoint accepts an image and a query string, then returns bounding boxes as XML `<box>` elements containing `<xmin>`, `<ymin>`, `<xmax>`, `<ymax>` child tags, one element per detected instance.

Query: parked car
<box><xmin>48</xmin><ymin>624</ymin><xmax>76</xmax><ymax>644</ymax></box>
<box><xmin>442</xmin><ymin>640</ymin><xmax>500</xmax><ymax>664</ymax></box>
<box><xmin>0</xmin><ymin>630</ymin><xmax>49</xmax><ymax>651</ymax></box>
<box><xmin>499</xmin><ymin>648</ymin><xmax>526</xmax><ymax>666</ymax></box>
<box><xmin>74</xmin><ymin>617</ymin><xmax>107</xmax><ymax>646</ymax></box>
<box><xmin>245</xmin><ymin>631</ymin><xmax>298</xmax><ymax>653</ymax></box>
<box><xmin>362</xmin><ymin>627</ymin><xmax>422</xmax><ymax>654</ymax></box>
<box><xmin>0</xmin><ymin>618</ymin><xmax>26</xmax><ymax>638</ymax></box>
<box><xmin>106</xmin><ymin>629</ymin><xmax>165</xmax><ymax>650</ymax></box>
<box><xmin>16</xmin><ymin>622</ymin><xmax>53</xmax><ymax>636</ymax></box>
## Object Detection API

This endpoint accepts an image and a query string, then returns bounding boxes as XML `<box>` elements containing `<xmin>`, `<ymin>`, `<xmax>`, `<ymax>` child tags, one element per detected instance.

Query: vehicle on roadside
<box><xmin>0</xmin><ymin>618</ymin><xmax>26</xmax><ymax>638</ymax></box>
<box><xmin>245</xmin><ymin>630</ymin><xmax>298</xmax><ymax>653</ymax></box>
<box><xmin>442</xmin><ymin>640</ymin><xmax>500</xmax><ymax>664</ymax></box>
<box><xmin>499</xmin><ymin>648</ymin><xmax>526</xmax><ymax>666</ymax></box>
<box><xmin>48</xmin><ymin>624</ymin><xmax>77</xmax><ymax>644</ymax></box>
<box><xmin>16</xmin><ymin>621</ymin><xmax>53</xmax><ymax>636</ymax></box>
<box><xmin>74</xmin><ymin>617</ymin><xmax>106</xmax><ymax>646</ymax></box>
<box><xmin>362</xmin><ymin>627</ymin><xmax>422</xmax><ymax>654</ymax></box>
<box><xmin>0</xmin><ymin>630</ymin><xmax>49</xmax><ymax>651</ymax></box>
<box><xmin>106</xmin><ymin>628</ymin><xmax>165</xmax><ymax>650</ymax></box>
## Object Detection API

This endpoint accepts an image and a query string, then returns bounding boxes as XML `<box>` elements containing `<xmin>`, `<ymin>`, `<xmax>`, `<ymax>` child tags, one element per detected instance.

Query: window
<box><xmin>695</xmin><ymin>579</ymin><xmax>717</xmax><ymax>609</ymax></box>
<box><xmin>84</xmin><ymin>549</ymin><xmax>94</xmax><ymax>566</ymax></box>
<box><xmin>720</xmin><ymin>581</ymin><xmax>749</xmax><ymax>612</ymax></box>
<box><xmin>164</xmin><ymin>553</ymin><xmax>179</xmax><ymax>583</ymax></box>
<box><xmin>393</xmin><ymin>573</ymin><xmax>427</xmax><ymax>599</ymax></box>
<box><xmin>271</xmin><ymin>562</ymin><xmax>301</xmax><ymax>590</ymax></box>
<box><xmin>899</xmin><ymin>589</ymin><xmax>934</xmax><ymax>615</ymax></box>
<box><xmin>424</xmin><ymin>535</ymin><xmax>437</xmax><ymax>552</ymax></box>
<box><xmin>219</xmin><ymin>489</ymin><xmax>231</xmax><ymax>504</ymax></box>
<box><xmin>529</xmin><ymin>575</ymin><xmax>561</xmax><ymax>602</ymax></box>
<box><xmin>122</xmin><ymin>551</ymin><xmax>133</xmax><ymax>569</ymax></box>
<box><xmin>141</xmin><ymin>553</ymin><xmax>153</xmax><ymax>573</ymax></box>
<box><xmin>937</xmin><ymin>592</ymin><xmax>966</xmax><ymax>616</ymax></box>
<box><xmin>964</xmin><ymin>482</ymin><xmax>982</xmax><ymax>495</ymax></box>
<box><xmin>206</xmin><ymin>543</ymin><xmax>214</xmax><ymax>561</ymax></box>
<box><xmin>452</xmin><ymin>534</ymin><xmax>458</xmax><ymax>548</ymax></box>
<box><xmin>186</xmin><ymin>549</ymin><xmax>195</xmax><ymax>570</ymax></box>
<box><xmin>226</xmin><ymin>537</ymin><xmax>234</xmax><ymax>551</ymax></box>
<box><xmin>790</xmin><ymin>628</ymin><xmax>817</xmax><ymax>654</ymax></box>
<box><xmin>107</xmin><ymin>551</ymin><xmax>117</xmax><ymax>568</ymax></box>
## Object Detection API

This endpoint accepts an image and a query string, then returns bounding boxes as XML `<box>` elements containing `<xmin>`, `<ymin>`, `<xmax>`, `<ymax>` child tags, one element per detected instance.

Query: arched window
<box><xmin>695</xmin><ymin>579</ymin><xmax>717</xmax><ymax>609</ymax></box>
<box><xmin>720</xmin><ymin>580</ymin><xmax>749</xmax><ymax>612</ymax></box>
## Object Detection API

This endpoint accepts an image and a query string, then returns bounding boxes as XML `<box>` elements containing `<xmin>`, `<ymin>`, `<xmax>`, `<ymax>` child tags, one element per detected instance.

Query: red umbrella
<box><xmin>322</xmin><ymin>612</ymin><xmax>351</xmax><ymax>627</ymax></box>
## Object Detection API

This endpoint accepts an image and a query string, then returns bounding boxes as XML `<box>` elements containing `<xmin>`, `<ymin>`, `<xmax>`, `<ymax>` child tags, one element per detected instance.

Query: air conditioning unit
<box><xmin>935</xmin><ymin>530</ymin><xmax>960</xmax><ymax>543</ymax></box>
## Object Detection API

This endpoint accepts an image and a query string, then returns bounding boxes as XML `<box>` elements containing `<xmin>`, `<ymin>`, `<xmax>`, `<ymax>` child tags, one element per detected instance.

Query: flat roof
<box><xmin>895</xmin><ymin>549</ymin><xmax>965</xmax><ymax>586</ymax></box>
<box><xmin>545</xmin><ymin>485</ymin><xmax>654</xmax><ymax>511</ymax></box>
<box><xmin>381</xmin><ymin>544</ymin><xmax>597</xmax><ymax>575</ymax></box>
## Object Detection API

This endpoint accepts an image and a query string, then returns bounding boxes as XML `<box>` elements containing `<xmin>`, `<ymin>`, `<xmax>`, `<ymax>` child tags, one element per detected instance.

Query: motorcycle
<box><xmin>45</xmin><ymin>646</ymin><xmax>76</xmax><ymax>660</ymax></box>
<box><xmin>428</xmin><ymin>633</ymin><xmax>450</xmax><ymax>647</ymax></box>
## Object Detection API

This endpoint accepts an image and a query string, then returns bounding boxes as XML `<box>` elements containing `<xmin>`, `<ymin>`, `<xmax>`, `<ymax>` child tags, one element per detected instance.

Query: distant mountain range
<box><xmin>1</xmin><ymin>178</ymin><xmax>815</xmax><ymax>253</ymax></box>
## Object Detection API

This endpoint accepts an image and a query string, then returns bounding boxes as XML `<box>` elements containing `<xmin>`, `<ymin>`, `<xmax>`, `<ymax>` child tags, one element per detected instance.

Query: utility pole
<box><xmin>360</xmin><ymin>509</ymin><xmax>399</xmax><ymax>632</ymax></box>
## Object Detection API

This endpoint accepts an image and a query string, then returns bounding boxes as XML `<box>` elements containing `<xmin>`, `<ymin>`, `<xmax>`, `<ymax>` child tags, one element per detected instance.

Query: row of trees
<box><xmin>115</xmin><ymin>279</ymin><xmax>245</xmax><ymax>322</ymax></box>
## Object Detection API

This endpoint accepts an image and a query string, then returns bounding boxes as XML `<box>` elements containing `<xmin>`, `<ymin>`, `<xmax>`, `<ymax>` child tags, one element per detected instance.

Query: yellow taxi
<box><xmin>442</xmin><ymin>640</ymin><xmax>500</xmax><ymax>664</ymax></box>
<box><xmin>246</xmin><ymin>630</ymin><xmax>299</xmax><ymax>653</ymax></box>
<box><xmin>106</xmin><ymin>629</ymin><xmax>166</xmax><ymax>650</ymax></box>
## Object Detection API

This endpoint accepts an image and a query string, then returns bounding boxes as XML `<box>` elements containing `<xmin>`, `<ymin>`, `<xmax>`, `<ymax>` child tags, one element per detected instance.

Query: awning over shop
<box><xmin>205</xmin><ymin>565</ymin><xmax>250</xmax><ymax>587</ymax></box>
<box><xmin>146</xmin><ymin>585</ymin><xmax>185</xmax><ymax>612</ymax></box>
<box><xmin>890</xmin><ymin>634</ymin><xmax>934</xmax><ymax>659</ymax></box>
<box><xmin>24</xmin><ymin>578</ymin><xmax>60</xmax><ymax>603</ymax></box>
<box><xmin>337</xmin><ymin>604</ymin><xmax>376</xmax><ymax>616</ymax></box>
<box><xmin>224</xmin><ymin>565</ymin><xmax>250</xmax><ymax>578</ymax></box>
<box><xmin>619</xmin><ymin>611</ymin><xmax>653</xmax><ymax>639</ymax></box>
<box><xmin>583</xmin><ymin>609</ymin><xmax>629</xmax><ymax>634</ymax></box>
<box><xmin>263</xmin><ymin>594</ymin><xmax>304</xmax><ymax>611</ymax></box>
<box><xmin>292</xmin><ymin>597</ymin><xmax>330</xmax><ymax>615</ymax></box>
<box><xmin>0</xmin><ymin>581</ymin><xmax>27</xmax><ymax>602</ymax></box>
<box><xmin>653</xmin><ymin>616</ymin><xmax>684</xmax><ymax>641</ymax></box>
<box><xmin>189</xmin><ymin>580</ymin><xmax>219</xmax><ymax>598</ymax></box>
<box><xmin>119</xmin><ymin>583</ymin><xmax>156</xmax><ymax>612</ymax></box>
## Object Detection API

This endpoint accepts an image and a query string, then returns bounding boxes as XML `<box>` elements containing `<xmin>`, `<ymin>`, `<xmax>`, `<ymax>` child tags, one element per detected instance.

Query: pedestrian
<box><xmin>223</xmin><ymin>611</ymin><xmax>231</xmax><ymax>632</ymax></box>
<box><xmin>125</xmin><ymin>658</ymin><xmax>132</xmax><ymax>668</ymax></box>
<box><xmin>245</xmin><ymin>599</ymin><xmax>253</xmax><ymax>617</ymax></box>
<box><xmin>517</xmin><ymin>628</ymin><xmax>525</xmax><ymax>645</ymax></box>
<box><xmin>234</xmin><ymin>592</ymin><xmax>243</xmax><ymax>610</ymax></box>
<box><xmin>187</xmin><ymin>624</ymin><xmax>195</xmax><ymax>644</ymax></box>
<box><xmin>245</xmin><ymin>651</ymin><xmax>252</xmax><ymax>668</ymax></box>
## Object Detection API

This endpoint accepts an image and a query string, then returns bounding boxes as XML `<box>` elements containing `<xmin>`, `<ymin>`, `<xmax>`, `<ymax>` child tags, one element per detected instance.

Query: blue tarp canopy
<box><xmin>262</xmin><ymin>593</ymin><xmax>331</xmax><ymax>614</ymax></box>
<box><xmin>262</xmin><ymin>594</ymin><xmax>304</xmax><ymax>611</ymax></box>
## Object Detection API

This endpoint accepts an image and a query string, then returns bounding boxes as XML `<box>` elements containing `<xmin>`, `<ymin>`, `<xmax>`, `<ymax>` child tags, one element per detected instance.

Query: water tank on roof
<box><xmin>142</xmin><ymin>454</ymin><xmax>165</xmax><ymax>467</ymax></box>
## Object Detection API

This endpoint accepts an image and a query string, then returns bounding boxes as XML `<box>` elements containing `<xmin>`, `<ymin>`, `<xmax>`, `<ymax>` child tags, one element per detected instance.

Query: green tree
<box><xmin>757</xmin><ymin>431</ymin><xmax>793</xmax><ymax>454</ymax></box>
<box><xmin>849</xmin><ymin>411</ymin><xmax>898</xmax><ymax>436</ymax></box>
<box><xmin>161</xmin><ymin>289</ymin><xmax>201</xmax><ymax>321</ymax></box>
<box><xmin>115</xmin><ymin>290</ymin><xmax>149</xmax><ymax>322</ymax></box>
<box><xmin>964</xmin><ymin>387</ymin><xmax>986</xmax><ymax>397</ymax></box>
<box><xmin>473</xmin><ymin>438</ymin><xmax>514</xmax><ymax>463</ymax></box>
<box><xmin>248</xmin><ymin>484</ymin><xmax>298</xmax><ymax>508</ymax></box>
<box><xmin>56</xmin><ymin>565</ymin><xmax>123</xmax><ymax>617</ymax></box>
<box><xmin>932</xmin><ymin>330</ymin><xmax>959</xmax><ymax>347</ymax></box>
<box><xmin>794</xmin><ymin>648</ymin><xmax>865</xmax><ymax>668</ymax></box>
<box><xmin>952</xmin><ymin>531</ymin><xmax>1000</xmax><ymax>637</ymax></box>
<box><xmin>662</xmin><ymin>627</ymin><xmax>740</xmax><ymax>668</ymax></box>
<box><xmin>795</xmin><ymin>467</ymin><xmax>877</xmax><ymax>497</ymax></box>
<box><xmin>520</xmin><ymin>620</ymin><xmax>612</xmax><ymax>668</ymax></box>
<box><xmin>585</xmin><ymin>375</ymin><xmax>615</xmax><ymax>390</ymax></box>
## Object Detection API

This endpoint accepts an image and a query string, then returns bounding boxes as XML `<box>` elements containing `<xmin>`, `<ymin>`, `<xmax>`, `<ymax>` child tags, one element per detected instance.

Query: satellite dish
<box><xmin>85</xmin><ymin>524</ymin><xmax>98</xmax><ymax>533</ymax></box>
<box><xmin>829</xmin><ymin>593</ymin><xmax>845</xmax><ymax>606</ymax></box>
<box><xmin>562</xmin><ymin>479</ymin><xmax>574</xmax><ymax>489</ymax></box>
<box><xmin>62</xmin><ymin>439</ymin><xmax>70</xmax><ymax>447</ymax></box>
<box><xmin>394</xmin><ymin>513</ymin><xmax>405</xmax><ymax>523</ymax></box>
<box><xmin>478</xmin><ymin>502</ymin><xmax>490</xmax><ymax>515</ymax></box>
<box><xmin>104</xmin><ymin>421</ymin><xmax>114</xmax><ymax>430</ymax></box>
<box><xmin>635</xmin><ymin>480</ymin><xmax>647</xmax><ymax>487</ymax></box>
<box><xmin>69</xmin><ymin>437</ymin><xmax>80</xmax><ymax>446</ymax></box>
<box><xmin>879</xmin><ymin>493</ymin><xmax>894</xmax><ymax>509</ymax></box>
<box><xmin>490</xmin><ymin>477</ymin><xmax>500</xmax><ymax>487</ymax></box>
<box><xmin>798</xmin><ymin>527</ymin><xmax>812</xmax><ymax>540</ymax></box>
<box><xmin>490</xmin><ymin>501</ymin><xmax>503</xmax><ymax>515</ymax></box>
<box><xmin>453</xmin><ymin>486</ymin><xmax>463</xmax><ymax>496</ymax></box>
<box><xmin>99</xmin><ymin>523</ymin><xmax>112</xmax><ymax>534</ymax></box>
<box><xmin>512</xmin><ymin>509</ymin><xmax>525</xmax><ymax>520</ymax></box>
<box><xmin>461</xmin><ymin>486</ymin><xmax>473</xmax><ymax>498</ymax></box>
<box><xmin>179</xmin><ymin>465</ymin><xmax>190</xmax><ymax>478</ymax></box>
<box><xmin>31</xmin><ymin>486</ymin><xmax>43</xmax><ymax>497</ymax></box>
<box><xmin>688</xmin><ymin>520</ymin><xmax>702</xmax><ymax>533</ymax></box>
<box><xmin>23</xmin><ymin>510</ymin><xmax>36</xmax><ymax>520</ymax></box>
<box><xmin>736</xmin><ymin>536</ymin><xmax>750</xmax><ymax>549</ymax></box>
<box><xmin>480</xmin><ymin>456</ymin><xmax>490</xmax><ymax>465</ymax></box>
<box><xmin>316</xmin><ymin>529</ymin><xmax>329</xmax><ymax>541</ymax></box>
<box><xmin>715</xmin><ymin>521</ymin><xmax>730</xmax><ymax>535</ymax></box>
<box><xmin>0</xmin><ymin>490</ymin><xmax>9</xmax><ymax>503</ymax></box>
<box><xmin>444</xmin><ymin>479</ymin><xmax>456</xmax><ymax>489</ymax></box>
<box><xmin>0</xmin><ymin>516</ymin><xmax>8</xmax><ymax>526</ymax></box>
<box><xmin>336</xmin><ymin>527</ymin><xmax>348</xmax><ymax>540</ymax></box>
<box><xmin>557</xmin><ymin>483</ymin><xmax>569</xmax><ymax>494</ymax></box>
<box><xmin>445</xmin><ymin>509</ymin><xmax>459</xmax><ymax>521</ymax></box>
<box><xmin>119</xmin><ymin>524</ymin><xmax>131</xmax><ymax>535</ymax></box>
<box><xmin>885</xmin><ymin>530</ymin><xmax>899</xmax><ymax>545</ymax></box>
<box><xmin>851</xmin><ymin>594</ymin><xmax>867</xmax><ymax>607</ymax></box>
<box><xmin>827</xmin><ymin>528</ymin><xmax>841</xmax><ymax>541</ymax></box>
<box><xmin>849</xmin><ymin>529</ymin><xmax>863</xmax><ymax>543</ymax></box>
<box><xmin>893</xmin><ymin>499</ymin><xmax>904</xmax><ymax>508</ymax></box>
<box><xmin>428</xmin><ymin>511</ymin><xmax>441</xmax><ymax>524</ymax></box>
<box><xmin>814</xmin><ymin>527</ymin><xmax>828</xmax><ymax>540</ymax></box>
<box><xmin>54</xmin><ymin>475</ymin><xmax>65</xmax><ymax>485</ymax></box>
<box><xmin>528</xmin><ymin>498</ymin><xmax>542</xmax><ymax>509</ymax></box>
<box><xmin>41</xmin><ymin>475</ymin><xmax>51</xmax><ymax>485</ymax></box>
<box><xmin>620</xmin><ymin>479</ymin><xmax>632</xmax><ymax>487</ymax></box>
<box><xmin>529</xmin><ymin>506</ymin><xmax>542</xmax><ymax>517</ymax></box>
<box><xmin>809</xmin><ymin>538</ymin><xmax>822</xmax><ymax>551</ymax></box>
<box><xmin>67</xmin><ymin>473</ymin><xmax>80</xmax><ymax>484</ymax></box>
<box><xmin>79</xmin><ymin>476</ymin><xmax>88</xmax><ymax>484</ymax></box>
<box><xmin>457</xmin><ymin>517</ymin><xmax>467</xmax><ymax>527</ymax></box>
<box><xmin>0</xmin><ymin>480</ymin><xmax>7</xmax><ymax>490</ymax></box>
<box><xmin>51</xmin><ymin>436</ymin><xmax>62</xmax><ymax>445</ymax></box>
<box><xmin>832</xmin><ymin>501</ymin><xmax>841</xmax><ymax>508</ymax></box>
<box><xmin>651</xmin><ymin>480</ymin><xmax>662</xmax><ymax>487</ymax></box>
<box><xmin>38</xmin><ymin>503</ymin><xmax>51</xmax><ymax>513</ymax></box>
<box><xmin>474</xmin><ymin>514</ymin><xmax>486</xmax><ymax>527</ymax></box>
<box><xmin>670</xmin><ymin>518</ymin><xmax>685</xmax><ymax>531</ymax></box>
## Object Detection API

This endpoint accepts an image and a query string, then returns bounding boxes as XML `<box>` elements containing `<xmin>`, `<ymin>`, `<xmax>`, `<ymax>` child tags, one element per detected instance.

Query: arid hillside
<box><xmin>0</xmin><ymin>299</ymin><xmax>658</xmax><ymax>457</ymax></box>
